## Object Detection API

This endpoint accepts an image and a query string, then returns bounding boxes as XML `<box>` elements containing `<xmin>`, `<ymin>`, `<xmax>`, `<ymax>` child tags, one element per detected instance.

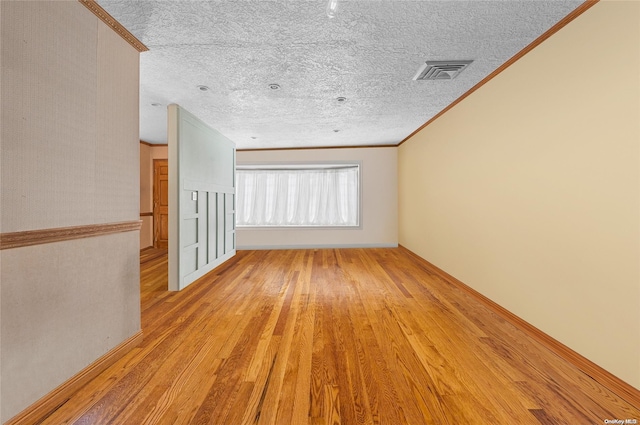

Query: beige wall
<box><xmin>237</xmin><ymin>147</ymin><xmax>397</xmax><ymax>248</ymax></box>
<box><xmin>139</xmin><ymin>143</ymin><xmax>168</xmax><ymax>249</ymax></box>
<box><xmin>140</xmin><ymin>143</ymin><xmax>152</xmax><ymax>214</ymax></box>
<box><xmin>0</xmin><ymin>2</ymin><xmax>141</xmax><ymax>421</ymax></box>
<box><xmin>140</xmin><ymin>143</ymin><xmax>153</xmax><ymax>248</ymax></box>
<box><xmin>399</xmin><ymin>1</ymin><xmax>640</xmax><ymax>388</ymax></box>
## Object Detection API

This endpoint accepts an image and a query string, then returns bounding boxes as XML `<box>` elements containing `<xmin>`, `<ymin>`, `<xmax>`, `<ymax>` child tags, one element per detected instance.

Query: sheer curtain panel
<box><xmin>236</xmin><ymin>165</ymin><xmax>359</xmax><ymax>227</ymax></box>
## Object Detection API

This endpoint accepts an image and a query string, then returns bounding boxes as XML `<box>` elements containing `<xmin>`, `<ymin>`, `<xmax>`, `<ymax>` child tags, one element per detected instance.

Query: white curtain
<box><xmin>236</xmin><ymin>165</ymin><xmax>359</xmax><ymax>226</ymax></box>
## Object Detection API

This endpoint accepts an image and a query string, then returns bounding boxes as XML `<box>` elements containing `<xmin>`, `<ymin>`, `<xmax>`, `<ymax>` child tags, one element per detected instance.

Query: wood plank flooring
<box><xmin>41</xmin><ymin>248</ymin><xmax>640</xmax><ymax>424</ymax></box>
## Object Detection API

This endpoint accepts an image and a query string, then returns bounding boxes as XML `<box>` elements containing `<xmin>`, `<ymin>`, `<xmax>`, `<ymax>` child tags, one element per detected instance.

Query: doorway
<box><xmin>153</xmin><ymin>159</ymin><xmax>169</xmax><ymax>248</ymax></box>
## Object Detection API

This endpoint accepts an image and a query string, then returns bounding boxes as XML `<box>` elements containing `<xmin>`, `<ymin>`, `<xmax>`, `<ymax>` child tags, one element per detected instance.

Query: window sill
<box><xmin>236</xmin><ymin>225</ymin><xmax>361</xmax><ymax>230</ymax></box>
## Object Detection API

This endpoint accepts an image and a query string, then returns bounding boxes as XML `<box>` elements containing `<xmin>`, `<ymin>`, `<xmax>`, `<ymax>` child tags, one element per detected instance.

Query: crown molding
<box><xmin>78</xmin><ymin>0</ymin><xmax>148</xmax><ymax>52</ymax></box>
<box><xmin>398</xmin><ymin>0</ymin><xmax>599</xmax><ymax>146</ymax></box>
<box><xmin>237</xmin><ymin>144</ymin><xmax>397</xmax><ymax>152</ymax></box>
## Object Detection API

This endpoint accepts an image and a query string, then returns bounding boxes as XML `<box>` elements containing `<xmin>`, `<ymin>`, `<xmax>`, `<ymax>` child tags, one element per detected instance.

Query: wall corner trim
<box><xmin>4</xmin><ymin>330</ymin><xmax>144</xmax><ymax>425</ymax></box>
<box><xmin>0</xmin><ymin>221</ymin><xmax>142</xmax><ymax>250</ymax></box>
<box><xmin>398</xmin><ymin>245</ymin><xmax>640</xmax><ymax>409</ymax></box>
<box><xmin>77</xmin><ymin>0</ymin><xmax>149</xmax><ymax>52</ymax></box>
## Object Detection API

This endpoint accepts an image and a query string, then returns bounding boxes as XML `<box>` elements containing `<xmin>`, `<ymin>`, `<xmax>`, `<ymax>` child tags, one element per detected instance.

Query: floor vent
<box><xmin>413</xmin><ymin>60</ymin><xmax>473</xmax><ymax>80</ymax></box>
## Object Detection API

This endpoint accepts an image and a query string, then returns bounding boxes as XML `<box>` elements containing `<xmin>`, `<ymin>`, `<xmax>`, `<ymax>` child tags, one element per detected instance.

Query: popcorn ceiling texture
<box><xmin>98</xmin><ymin>0</ymin><xmax>582</xmax><ymax>149</ymax></box>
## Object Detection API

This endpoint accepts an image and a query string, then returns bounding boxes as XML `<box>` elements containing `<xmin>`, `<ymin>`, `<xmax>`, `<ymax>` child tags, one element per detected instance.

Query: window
<box><xmin>236</xmin><ymin>163</ymin><xmax>360</xmax><ymax>227</ymax></box>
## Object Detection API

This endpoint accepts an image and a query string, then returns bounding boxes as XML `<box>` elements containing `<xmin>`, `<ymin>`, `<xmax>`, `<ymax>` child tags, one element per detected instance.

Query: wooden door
<box><xmin>153</xmin><ymin>159</ymin><xmax>169</xmax><ymax>249</ymax></box>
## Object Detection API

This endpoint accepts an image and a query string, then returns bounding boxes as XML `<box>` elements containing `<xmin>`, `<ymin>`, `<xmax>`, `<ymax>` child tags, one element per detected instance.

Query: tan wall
<box><xmin>0</xmin><ymin>2</ymin><xmax>141</xmax><ymax>421</ymax></box>
<box><xmin>139</xmin><ymin>144</ymin><xmax>168</xmax><ymax>249</ymax></box>
<box><xmin>140</xmin><ymin>143</ymin><xmax>152</xmax><ymax>211</ymax></box>
<box><xmin>237</xmin><ymin>147</ymin><xmax>397</xmax><ymax>248</ymax></box>
<box><xmin>398</xmin><ymin>0</ymin><xmax>640</xmax><ymax>388</ymax></box>
<box><xmin>140</xmin><ymin>143</ymin><xmax>153</xmax><ymax>248</ymax></box>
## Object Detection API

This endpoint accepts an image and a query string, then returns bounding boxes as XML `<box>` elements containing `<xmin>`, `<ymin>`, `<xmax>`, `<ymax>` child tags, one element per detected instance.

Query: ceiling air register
<box><xmin>413</xmin><ymin>60</ymin><xmax>473</xmax><ymax>81</ymax></box>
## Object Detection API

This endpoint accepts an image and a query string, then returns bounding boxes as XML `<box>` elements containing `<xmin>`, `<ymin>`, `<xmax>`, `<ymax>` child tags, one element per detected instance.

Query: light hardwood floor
<box><xmin>42</xmin><ymin>248</ymin><xmax>640</xmax><ymax>424</ymax></box>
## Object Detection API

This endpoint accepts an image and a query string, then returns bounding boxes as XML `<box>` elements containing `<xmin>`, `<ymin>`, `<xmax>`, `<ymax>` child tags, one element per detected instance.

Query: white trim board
<box><xmin>236</xmin><ymin>243</ymin><xmax>398</xmax><ymax>250</ymax></box>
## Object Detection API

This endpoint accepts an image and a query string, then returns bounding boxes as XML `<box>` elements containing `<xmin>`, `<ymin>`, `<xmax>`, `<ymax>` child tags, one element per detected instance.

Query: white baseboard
<box><xmin>236</xmin><ymin>243</ymin><xmax>398</xmax><ymax>250</ymax></box>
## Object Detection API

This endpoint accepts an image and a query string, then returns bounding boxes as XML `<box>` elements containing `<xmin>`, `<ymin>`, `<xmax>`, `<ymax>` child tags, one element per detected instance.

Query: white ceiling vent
<box><xmin>413</xmin><ymin>60</ymin><xmax>473</xmax><ymax>81</ymax></box>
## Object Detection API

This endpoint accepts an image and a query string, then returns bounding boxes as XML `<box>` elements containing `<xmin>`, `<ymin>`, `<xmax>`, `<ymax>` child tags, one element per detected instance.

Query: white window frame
<box><xmin>235</xmin><ymin>162</ymin><xmax>362</xmax><ymax>229</ymax></box>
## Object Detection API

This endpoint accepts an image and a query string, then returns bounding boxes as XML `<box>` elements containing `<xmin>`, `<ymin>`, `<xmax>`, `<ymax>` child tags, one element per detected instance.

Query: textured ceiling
<box><xmin>97</xmin><ymin>0</ymin><xmax>583</xmax><ymax>149</ymax></box>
